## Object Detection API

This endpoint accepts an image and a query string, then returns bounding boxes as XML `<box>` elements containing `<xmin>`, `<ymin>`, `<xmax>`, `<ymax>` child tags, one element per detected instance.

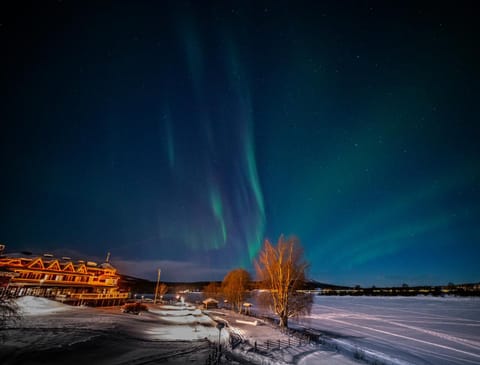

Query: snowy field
<box><xmin>2</xmin><ymin>296</ymin><xmax>479</xmax><ymax>365</ymax></box>
<box><xmin>293</xmin><ymin>296</ymin><xmax>480</xmax><ymax>365</ymax></box>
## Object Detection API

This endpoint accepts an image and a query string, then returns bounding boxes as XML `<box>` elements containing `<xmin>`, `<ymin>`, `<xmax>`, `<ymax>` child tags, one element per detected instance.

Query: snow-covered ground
<box><xmin>293</xmin><ymin>296</ymin><xmax>480</xmax><ymax>365</ymax></box>
<box><xmin>1</xmin><ymin>297</ymin><xmax>227</xmax><ymax>364</ymax></box>
<box><xmin>16</xmin><ymin>296</ymin><xmax>76</xmax><ymax>315</ymax></box>
<box><xmin>208</xmin><ymin>308</ymin><xmax>359</xmax><ymax>365</ymax></box>
<box><xmin>0</xmin><ymin>296</ymin><xmax>357</xmax><ymax>365</ymax></box>
<box><xmin>3</xmin><ymin>295</ymin><xmax>478</xmax><ymax>365</ymax></box>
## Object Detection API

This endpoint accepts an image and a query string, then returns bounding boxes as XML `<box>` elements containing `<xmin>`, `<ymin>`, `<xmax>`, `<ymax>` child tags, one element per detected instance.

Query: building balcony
<box><xmin>10</xmin><ymin>278</ymin><xmax>117</xmax><ymax>287</ymax></box>
<box><xmin>56</xmin><ymin>292</ymin><xmax>129</xmax><ymax>301</ymax></box>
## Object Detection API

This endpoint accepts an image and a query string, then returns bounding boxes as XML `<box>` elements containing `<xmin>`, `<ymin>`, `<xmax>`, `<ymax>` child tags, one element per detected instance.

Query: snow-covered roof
<box><xmin>99</xmin><ymin>262</ymin><xmax>115</xmax><ymax>269</ymax></box>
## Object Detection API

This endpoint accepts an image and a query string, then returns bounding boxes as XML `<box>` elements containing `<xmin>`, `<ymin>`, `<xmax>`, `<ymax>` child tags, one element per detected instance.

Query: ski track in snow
<box><xmin>302</xmin><ymin>298</ymin><xmax>480</xmax><ymax>365</ymax></box>
<box><xmin>352</xmin><ymin>302</ymin><xmax>480</xmax><ymax>323</ymax></box>
<box><xmin>327</xmin><ymin>316</ymin><xmax>480</xmax><ymax>359</ymax></box>
<box><xmin>311</xmin><ymin>304</ymin><xmax>480</xmax><ymax>349</ymax></box>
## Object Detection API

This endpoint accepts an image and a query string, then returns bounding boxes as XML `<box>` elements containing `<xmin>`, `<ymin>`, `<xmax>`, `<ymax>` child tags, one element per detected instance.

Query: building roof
<box><xmin>0</xmin><ymin>266</ymin><xmax>19</xmax><ymax>277</ymax></box>
<box><xmin>99</xmin><ymin>262</ymin><xmax>115</xmax><ymax>269</ymax></box>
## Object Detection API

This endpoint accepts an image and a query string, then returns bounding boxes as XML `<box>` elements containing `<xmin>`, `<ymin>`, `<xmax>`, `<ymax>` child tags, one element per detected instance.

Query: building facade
<box><xmin>0</xmin><ymin>250</ymin><xmax>129</xmax><ymax>306</ymax></box>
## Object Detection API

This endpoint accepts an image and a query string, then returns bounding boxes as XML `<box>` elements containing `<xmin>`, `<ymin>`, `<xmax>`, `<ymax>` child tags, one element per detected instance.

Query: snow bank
<box><xmin>157</xmin><ymin>313</ymin><xmax>214</xmax><ymax>325</ymax></box>
<box><xmin>236</xmin><ymin>319</ymin><xmax>258</xmax><ymax>326</ymax></box>
<box><xmin>145</xmin><ymin>323</ymin><xmax>229</xmax><ymax>343</ymax></box>
<box><xmin>15</xmin><ymin>296</ymin><xmax>74</xmax><ymax>315</ymax></box>
<box><xmin>149</xmin><ymin>308</ymin><xmax>202</xmax><ymax>316</ymax></box>
<box><xmin>158</xmin><ymin>304</ymin><xmax>196</xmax><ymax>310</ymax></box>
<box><xmin>145</xmin><ymin>305</ymin><xmax>228</xmax><ymax>342</ymax></box>
<box><xmin>298</xmin><ymin>350</ymin><xmax>365</xmax><ymax>365</ymax></box>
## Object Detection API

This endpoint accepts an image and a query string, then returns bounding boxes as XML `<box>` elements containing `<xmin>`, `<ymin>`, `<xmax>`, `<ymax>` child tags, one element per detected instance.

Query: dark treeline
<box><xmin>320</xmin><ymin>283</ymin><xmax>480</xmax><ymax>297</ymax></box>
<box><xmin>120</xmin><ymin>275</ymin><xmax>480</xmax><ymax>297</ymax></box>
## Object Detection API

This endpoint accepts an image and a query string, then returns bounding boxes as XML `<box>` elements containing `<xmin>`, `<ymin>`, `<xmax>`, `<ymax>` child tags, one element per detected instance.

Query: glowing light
<box><xmin>210</xmin><ymin>186</ymin><xmax>227</xmax><ymax>246</ymax></box>
<box><xmin>161</xmin><ymin>106</ymin><xmax>175</xmax><ymax>169</ymax></box>
<box><xmin>223</xmin><ymin>36</ymin><xmax>266</xmax><ymax>262</ymax></box>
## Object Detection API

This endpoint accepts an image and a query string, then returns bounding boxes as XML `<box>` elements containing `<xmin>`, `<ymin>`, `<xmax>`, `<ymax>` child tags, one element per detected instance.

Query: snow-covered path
<box><xmin>294</xmin><ymin>296</ymin><xmax>480</xmax><ymax>365</ymax></box>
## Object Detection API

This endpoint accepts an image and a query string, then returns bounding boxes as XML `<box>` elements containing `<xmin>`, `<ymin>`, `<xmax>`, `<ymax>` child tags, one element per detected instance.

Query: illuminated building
<box><xmin>0</xmin><ymin>247</ymin><xmax>129</xmax><ymax>306</ymax></box>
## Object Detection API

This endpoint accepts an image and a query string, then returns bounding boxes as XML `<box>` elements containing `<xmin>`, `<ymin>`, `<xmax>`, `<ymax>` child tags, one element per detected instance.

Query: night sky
<box><xmin>1</xmin><ymin>1</ymin><xmax>479</xmax><ymax>286</ymax></box>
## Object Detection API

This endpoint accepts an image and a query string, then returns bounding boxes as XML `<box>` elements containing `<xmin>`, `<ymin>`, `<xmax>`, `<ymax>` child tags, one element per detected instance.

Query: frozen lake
<box><xmin>293</xmin><ymin>296</ymin><xmax>480</xmax><ymax>365</ymax></box>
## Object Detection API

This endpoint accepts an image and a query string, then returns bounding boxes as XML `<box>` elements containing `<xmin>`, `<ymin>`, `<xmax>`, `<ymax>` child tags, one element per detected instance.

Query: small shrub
<box><xmin>122</xmin><ymin>302</ymin><xmax>148</xmax><ymax>314</ymax></box>
<box><xmin>353</xmin><ymin>348</ymin><xmax>365</xmax><ymax>360</ymax></box>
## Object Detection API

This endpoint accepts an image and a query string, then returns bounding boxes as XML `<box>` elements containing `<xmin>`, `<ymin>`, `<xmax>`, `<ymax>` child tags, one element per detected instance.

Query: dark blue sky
<box><xmin>1</xmin><ymin>1</ymin><xmax>479</xmax><ymax>286</ymax></box>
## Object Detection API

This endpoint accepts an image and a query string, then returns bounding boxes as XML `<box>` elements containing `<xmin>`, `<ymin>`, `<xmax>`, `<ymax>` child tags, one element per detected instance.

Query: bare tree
<box><xmin>222</xmin><ymin>268</ymin><xmax>251</xmax><ymax>313</ymax></box>
<box><xmin>203</xmin><ymin>282</ymin><xmax>222</xmax><ymax>300</ymax></box>
<box><xmin>255</xmin><ymin>235</ymin><xmax>311</xmax><ymax>327</ymax></box>
<box><xmin>157</xmin><ymin>283</ymin><xmax>168</xmax><ymax>300</ymax></box>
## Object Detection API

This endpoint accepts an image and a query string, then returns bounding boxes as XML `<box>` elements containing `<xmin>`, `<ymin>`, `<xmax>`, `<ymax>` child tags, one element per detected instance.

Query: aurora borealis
<box><xmin>1</xmin><ymin>1</ymin><xmax>479</xmax><ymax>286</ymax></box>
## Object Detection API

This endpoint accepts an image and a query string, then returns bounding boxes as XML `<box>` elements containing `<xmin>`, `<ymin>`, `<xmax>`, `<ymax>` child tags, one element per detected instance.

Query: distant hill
<box><xmin>119</xmin><ymin>275</ymin><xmax>156</xmax><ymax>293</ymax></box>
<box><xmin>302</xmin><ymin>280</ymin><xmax>351</xmax><ymax>290</ymax></box>
<box><xmin>119</xmin><ymin>275</ymin><xmax>480</xmax><ymax>296</ymax></box>
<box><xmin>119</xmin><ymin>275</ymin><xmax>218</xmax><ymax>293</ymax></box>
<box><xmin>118</xmin><ymin>275</ymin><xmax>350</xmax><ymax>294</ymax></box>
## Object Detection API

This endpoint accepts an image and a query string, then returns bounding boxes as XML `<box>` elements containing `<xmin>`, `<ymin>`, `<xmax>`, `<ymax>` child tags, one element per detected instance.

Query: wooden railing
<box><xmin>57</xmin><ymin>292</ymin><xmax>129</xmax><ymax>301</ymax></box>
<box><xmin>11</xmin><ymin>278</ymin><xmax>116</xmax><ymax>287</ymax></box>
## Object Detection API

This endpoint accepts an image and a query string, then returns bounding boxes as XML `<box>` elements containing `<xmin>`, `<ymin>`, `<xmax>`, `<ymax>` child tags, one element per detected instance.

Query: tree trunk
<box><xmin>279</xmin><ymin>313</ymin><xmax>288</xmax><ymax>327</ymax></box>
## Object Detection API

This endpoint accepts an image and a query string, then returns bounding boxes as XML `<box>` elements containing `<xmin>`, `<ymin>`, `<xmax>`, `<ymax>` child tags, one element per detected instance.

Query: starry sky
<box><xmin>1</xmin><ymin>1</ymin><xmax>479</xmax><ymax>286</ymax></box>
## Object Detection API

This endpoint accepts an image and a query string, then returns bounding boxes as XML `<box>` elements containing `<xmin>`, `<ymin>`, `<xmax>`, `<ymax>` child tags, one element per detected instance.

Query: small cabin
<box><xmin>202</xmin><ymin>297</ymin><xmax>219</xmax><ymax>309</ymax></box>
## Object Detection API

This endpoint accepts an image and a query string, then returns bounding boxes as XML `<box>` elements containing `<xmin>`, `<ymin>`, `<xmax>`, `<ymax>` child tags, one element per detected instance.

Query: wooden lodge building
<box><xmin>0</xmin><ymin>246</ymin><xmax>129</xmax><ymax>306</ymax></box>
